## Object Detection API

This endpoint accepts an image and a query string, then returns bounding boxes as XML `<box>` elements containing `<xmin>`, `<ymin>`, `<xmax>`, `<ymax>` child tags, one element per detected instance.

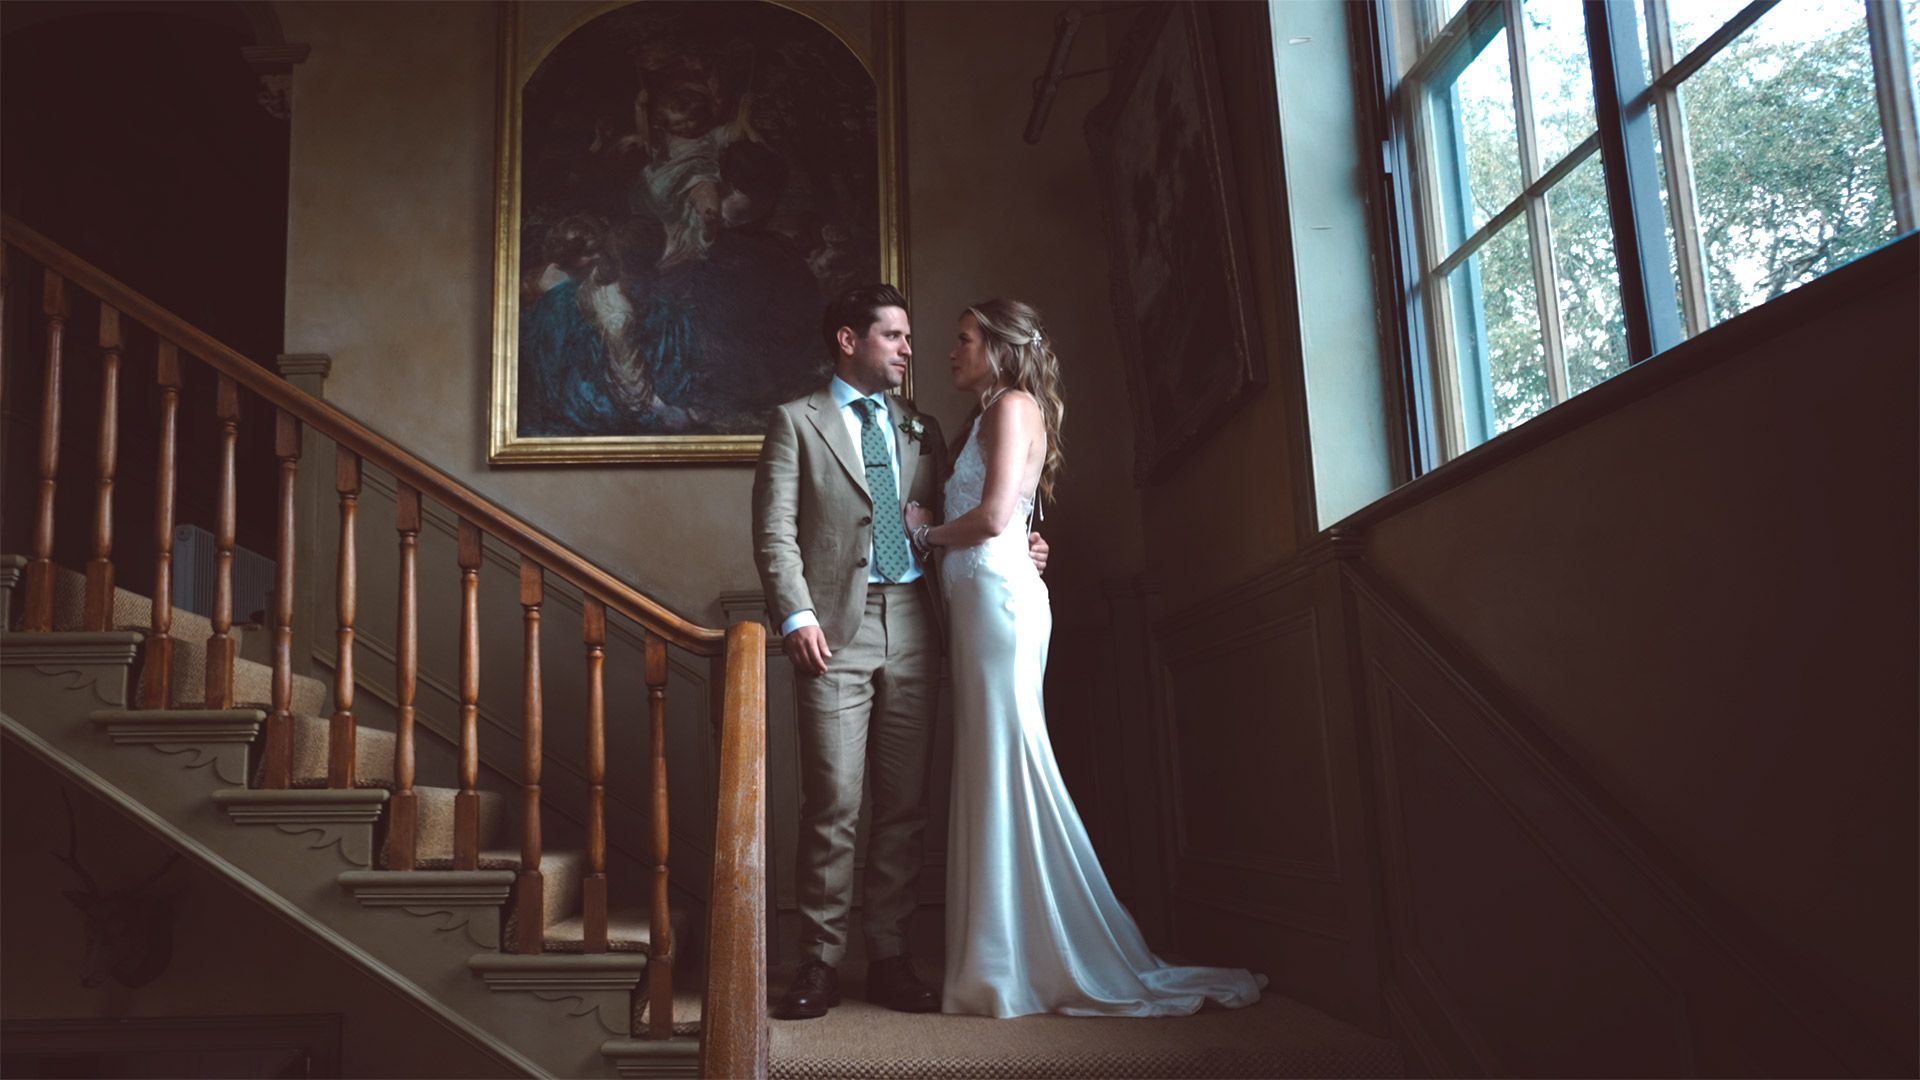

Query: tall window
<box><xmin>1380</xmin><ymin>0</ymin><xmax>1920</xmax><ymax>462</ymax></box>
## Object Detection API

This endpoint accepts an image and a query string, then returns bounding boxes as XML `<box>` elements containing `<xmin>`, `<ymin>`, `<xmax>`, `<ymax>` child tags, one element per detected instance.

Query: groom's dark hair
<box><xmin>821</xmin><ymin>283</ymin><xmax>909</xmax><ymax>359</ymax></box>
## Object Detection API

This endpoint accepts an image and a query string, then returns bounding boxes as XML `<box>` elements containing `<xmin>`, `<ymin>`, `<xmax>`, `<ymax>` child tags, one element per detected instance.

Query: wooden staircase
<box><xmin>0</xmin><ymin>217</ymin><xmax>769</xmax><ymax>1078</ymax></box>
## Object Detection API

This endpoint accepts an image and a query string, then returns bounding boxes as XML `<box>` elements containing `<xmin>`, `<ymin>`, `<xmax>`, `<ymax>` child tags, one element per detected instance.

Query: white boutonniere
<box><xmin>900</xmin><ymin>415</ymin><xmax>927</xmax><ymax>446</ymax></box>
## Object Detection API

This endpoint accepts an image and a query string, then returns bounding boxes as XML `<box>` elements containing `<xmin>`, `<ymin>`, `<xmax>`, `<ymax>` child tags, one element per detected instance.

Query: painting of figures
<box><xmin>493</xmin><ymin>1</ymin><xmax>898</xmax><ymax>463</ymax></box>
<box><xmin>1087</xmin><ymin>3</ymin><xmax>1264</xmax><ymax>481</ymax></box>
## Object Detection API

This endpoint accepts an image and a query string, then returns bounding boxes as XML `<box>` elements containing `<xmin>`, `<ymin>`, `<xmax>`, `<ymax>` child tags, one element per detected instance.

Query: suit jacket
<box><xmin>752</xmin><ymin>386</ymin><xmax>947</xmax><ymax>651</ymax></box>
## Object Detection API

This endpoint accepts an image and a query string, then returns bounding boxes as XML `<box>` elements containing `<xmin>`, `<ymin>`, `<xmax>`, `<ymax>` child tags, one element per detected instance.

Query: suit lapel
<box><xmin>889</xmin><ymin>396</ymin><xmax>922</xmax><ymax>497</ymax></box>
<box><xmin>806</xmin><ymin>388</ymin><xmax>871</xmax><ymax>503</ymax></box>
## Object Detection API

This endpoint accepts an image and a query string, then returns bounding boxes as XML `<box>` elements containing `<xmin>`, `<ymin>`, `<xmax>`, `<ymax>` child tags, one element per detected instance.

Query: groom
<box><xmin>752</xmin><ymin>283</ymin><xmax>947</xmax><ymax>1020</ymax></box>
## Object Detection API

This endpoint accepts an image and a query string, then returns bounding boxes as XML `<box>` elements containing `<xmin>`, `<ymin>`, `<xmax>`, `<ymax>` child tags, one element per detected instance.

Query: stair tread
<box><xmin>544</xmin><ymin>905</ymin><xmax>661</xmax><ymax>951</ymax></box>
<box><xmin>474</xmin><ymin>847</ymin><xmax>587</xmax><ymax>869</ymax></box>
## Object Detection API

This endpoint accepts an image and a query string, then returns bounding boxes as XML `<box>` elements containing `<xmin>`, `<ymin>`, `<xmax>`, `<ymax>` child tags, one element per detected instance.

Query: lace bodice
<box><xmin>943</xmin><ymin>418</ymin><xmax>1037</xmax><ymax>533</ymax></box>
<box><xmin>942</xmin><ymin>418</ymin><xmax>1037</xmax><ymax>582</ymax></box>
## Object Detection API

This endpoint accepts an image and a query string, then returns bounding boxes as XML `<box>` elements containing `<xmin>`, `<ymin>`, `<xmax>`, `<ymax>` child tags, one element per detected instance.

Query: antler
<box><xmin>125</xmin><ymin>851</ymin><xmax>182</xmax><ymax>895</ymax></box>
<box><xmin>53</xmin><ymin>790</ymin><xmax>101</xmax><ymax>895</ymax></box>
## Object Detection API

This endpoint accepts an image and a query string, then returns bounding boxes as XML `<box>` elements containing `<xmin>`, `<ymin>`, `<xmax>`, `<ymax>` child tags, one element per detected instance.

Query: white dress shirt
<box><xmin>780</xmin><ymin>376</ymin><xmax>924</xmax><ymax>637</ymax></box>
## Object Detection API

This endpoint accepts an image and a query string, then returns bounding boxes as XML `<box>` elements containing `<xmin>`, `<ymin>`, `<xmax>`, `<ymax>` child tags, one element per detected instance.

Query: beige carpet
<box><xmin>768</xmin><ymin>965</ymin><xmax>1402</xmax><ymax>1079</ymax></box>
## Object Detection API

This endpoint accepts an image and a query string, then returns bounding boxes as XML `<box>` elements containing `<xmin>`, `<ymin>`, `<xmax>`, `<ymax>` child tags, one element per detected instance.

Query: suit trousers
<box><xmin>792</xmin><ymin>581</ymin><xmax>938</xmax><ymax>966</ymax></box>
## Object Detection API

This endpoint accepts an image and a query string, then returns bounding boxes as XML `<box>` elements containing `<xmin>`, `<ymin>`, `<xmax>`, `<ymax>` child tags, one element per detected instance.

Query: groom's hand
<box><xmin>1028</xmin><ymin>532</ymin><xmax>1049</xmax><ymax>575</ymax></box>
<box><xmin>783</xmin><ymin>625</ymin><xmax>832</xmax><ymax>676</ymax></box>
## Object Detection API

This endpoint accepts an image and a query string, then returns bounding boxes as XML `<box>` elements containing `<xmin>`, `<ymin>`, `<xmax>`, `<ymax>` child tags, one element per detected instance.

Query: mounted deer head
<box><xmin>53</xmin><ymin>790</ymin><xmax>180</xmax><ymax>989</ymax></box>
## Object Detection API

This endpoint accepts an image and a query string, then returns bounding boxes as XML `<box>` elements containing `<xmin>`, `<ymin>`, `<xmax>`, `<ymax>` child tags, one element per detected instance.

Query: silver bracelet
<box><xmin>910</xmin><ymin>523</ymin><xmax>932</xmax><ymax>552</ymax></box>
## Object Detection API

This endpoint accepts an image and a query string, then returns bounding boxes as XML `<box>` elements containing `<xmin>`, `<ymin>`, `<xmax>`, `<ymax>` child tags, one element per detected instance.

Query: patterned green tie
<box><xmin>854</xmin><ymin>398</ymin><xmax>911</xmax><ymax>582</ymax></box>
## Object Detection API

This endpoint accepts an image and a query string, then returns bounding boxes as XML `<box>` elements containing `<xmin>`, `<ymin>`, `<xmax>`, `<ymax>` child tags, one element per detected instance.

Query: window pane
<box><xmin>1520</xmin><ymin>0</ymin><xmax>1597</xmax><ymax>167</ymax></box>
<box><xmin>1545</xmin><ymin>152</ymin><xmax>1629</xmax><ymax>393</ymax></box>
<box><xmin>1447</xmin><ymin>216</ymin><xmax>1548</xmax><ymax>440</ymax></box>
<box><xmin>1432</xmin><ymin>25</ymin><xmax>1523</xmax><ymax>248</ymax></box>
<box><xmin>1669</xmin><ymin>0</ymin><xmax>1896</xmax><ymax>327</ymax></box>
<box><xmin>1648</xmin><ymin>115</ymin><xmax>1706</xmax><ymax>329</ymax></box>
<box><xmin>1908</xmin><ymin>0</ymin><xmax>1919</xmax><ymax>104</ymax></box>
<box><xmin>1669</xmin><ymin>0</ymin><xmax>1756</xmax><ymax>62</ymax></box>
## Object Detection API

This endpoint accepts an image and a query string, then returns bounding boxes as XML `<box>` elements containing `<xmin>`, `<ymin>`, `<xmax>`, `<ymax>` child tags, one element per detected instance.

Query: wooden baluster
<box><xmin>0</xmin><ymin>250</ymin><xmax>9</xmax><ymax>415</ymax></box>
<box><xmin>139</xmin><ymin>342</ymin><xmax>182</xmax><ymax>707</ymax></box>
<box><xmin>454</xmin><ymin>519</ymin><xmax>483</xmax><ymax>870</ymax></box>
<box><xmin>646</xmin><ymin>635</ymin><xmax>673</xmax><ymax>1037</ymax></box>
<box><xmin>387</xmin><ymin>485</ymin><xmax>421</xmax><ymax>869</ymax></box>
<box><xmin>516</xmin><ymin>560</ymin><xmax>545</xmax><ymax>953</ymax></box>
<box><xmin>21</xmin><ymin>270</ymin><xmax>68</xmax><ymax>631</ymax></box>
<box><xmin>582</xmin><ymin>598</ymin><xmax>610</xmax><ymax>953</ymax></box>
<box><xmin>83</xmin><ymin>305</ymin><xmax>122</xmax><ymax>630</ymax></box>
<box><xmin>329</xmin><ymin>450</ymin><xmax>361</xmax><ymax>788</ymax></box>
<box><xmin>204</xmin><ymin>376</ymin><xmax>239</xmax><ymax>708</ymax></box>
<box><xmin>261</xmin><ymin>409</ymin><xmax>301</xmax><ymax>788</ymax></box>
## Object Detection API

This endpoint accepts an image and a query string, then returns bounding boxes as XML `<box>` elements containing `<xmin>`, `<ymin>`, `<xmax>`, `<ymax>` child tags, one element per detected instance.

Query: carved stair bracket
<box><xmin>0</xmin><ymin>554</ymin><xmax>24</xmax><ymax>617</ymax></box>
<box><xmin>339</xmin><ymin>870</ymin><xmax>515</xmax><ymax>949</ymax></box>
<box><xmin>468</xmin><ymin>953</ymin><xmax>648</xmax><ymax>1036</ymax></box>
<box><xmin>1</xmin><ymin>632</ymin><xmax>144</xmax><ymax>708</ymax></box>
<box><xmin>91</xmin><ymin>709</ymin><xmax>264</xmax><ymax>787</ymax></box>
<box><xmin>601</xmin><ymin>1037</ymin><xmax>701</xmax><ymax>1080</ymax></box>
<box><xmin>210</xmin><ymin>788</ymin><xmax>387</xmax><ymax>867</ymax></box>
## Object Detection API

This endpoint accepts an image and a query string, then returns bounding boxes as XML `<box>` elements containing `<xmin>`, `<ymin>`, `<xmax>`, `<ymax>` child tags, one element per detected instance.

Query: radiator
<box><xmin>172</xmin><ymin>525</ymin><xmax>276</xmax><ymax>623</ymax></box>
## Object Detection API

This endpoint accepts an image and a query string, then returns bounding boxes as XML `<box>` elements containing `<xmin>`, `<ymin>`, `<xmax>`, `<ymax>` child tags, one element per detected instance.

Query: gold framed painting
<box><xmin>1086</xmin><ymin>2</ymin><xmax>1265</xmax><ymax>482</ymax></box>
<box><xmin>490</xmin><ymin>0</ymin><xmax>907</xmax><ymax>464</ymax></box>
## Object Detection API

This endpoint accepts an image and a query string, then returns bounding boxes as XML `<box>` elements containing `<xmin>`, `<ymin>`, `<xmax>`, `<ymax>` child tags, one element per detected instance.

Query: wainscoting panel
<box><xmin>1347</xmin><ymin>560</ymin><xmax>1886</xmax><ymax>1076</ymax></box>
<box><xmin>1153</xmin><ymin>546</ymin><xmax>1383</xmax><ymax>1028</ymax></box>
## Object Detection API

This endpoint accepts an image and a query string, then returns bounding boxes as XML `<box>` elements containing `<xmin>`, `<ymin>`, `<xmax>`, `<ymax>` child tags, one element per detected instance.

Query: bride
<box><xmin>903</xmin><ymin>299</ymin><xmax>1264</xmax><ymax>1019</ymax></box>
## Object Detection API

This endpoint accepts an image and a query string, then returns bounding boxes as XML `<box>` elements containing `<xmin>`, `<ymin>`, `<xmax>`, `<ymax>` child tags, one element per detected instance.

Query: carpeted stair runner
<box><xmin>546</xmin><ymin>904</ymin><xmax>668</xmax><ymax>954</ymax></box>
<box><xmin>49</xmin><ymin>568</ymin><xmax>326</xmax><ymax>713</ymax></box>
<box><xmin>45</xmin><ymin>563</ymin><xmax>681</xmax><ymax>970</ymax></box>
<box><xmin>767</xmin><ymin>964</ymin><xmax>1403</xmax><ymax>1079</ymax></box>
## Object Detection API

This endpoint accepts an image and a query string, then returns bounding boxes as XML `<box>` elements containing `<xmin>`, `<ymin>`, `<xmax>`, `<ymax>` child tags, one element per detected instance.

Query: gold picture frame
<box><xmin>489</xmin><ymin>0</ymin><xmax>908</xmax><ymax>465</ymax></box>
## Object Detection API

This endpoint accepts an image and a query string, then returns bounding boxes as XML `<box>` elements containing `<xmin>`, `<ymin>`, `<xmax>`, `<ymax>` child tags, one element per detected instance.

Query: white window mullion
<box><xmin>1414</xmin><ymin>0</ymin><xmax>1443</xmax><ymax>53</ymax></box>
<box><xmin>1646</xmin><ymin>0</ymin><xmax>1716</xmax><ymax>335</ymax></box>
<box><xmin>1505</xmin><ymin>0</ymin><xmax>1570</xmax><ymax>404</ymax></box>
<box><xmin>1409</xmin><ymin>91</ymin><xmax>1470</xmax><ymax>458</ymax></box>
<box><xmin>1865</xmin><ymin>0</ymin><xmax>1920</xmax><ymax>232</ymax></box>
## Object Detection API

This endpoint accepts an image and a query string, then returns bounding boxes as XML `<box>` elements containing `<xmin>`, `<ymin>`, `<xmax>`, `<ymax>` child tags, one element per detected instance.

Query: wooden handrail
<box><xmin>6</xmin><ymin>214</ymin><xmax>768</xmax><ymax>1066</ymax></box>
<box><xmin>0</xmin><ymin>215</ymin><xmax>726</xmax><ymax>654</ymax></box>
<box><xmin>700</xmin><ymin>620</ymin><xmax>769</xmax><ymax>1080</ymax></box>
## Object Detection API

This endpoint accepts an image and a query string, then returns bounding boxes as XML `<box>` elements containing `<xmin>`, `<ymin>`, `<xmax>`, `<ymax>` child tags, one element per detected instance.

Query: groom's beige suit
<box><xmin>752</xmin><ymin>383</ymin><xmax>946</xmax><ymax>966</ymax></box>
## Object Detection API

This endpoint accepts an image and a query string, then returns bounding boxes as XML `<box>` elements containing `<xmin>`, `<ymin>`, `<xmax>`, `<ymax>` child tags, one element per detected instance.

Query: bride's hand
<box><xmin>903</xmin><ymin>501</ymin><xmax>933</xmax><ymax>532</ymax></box>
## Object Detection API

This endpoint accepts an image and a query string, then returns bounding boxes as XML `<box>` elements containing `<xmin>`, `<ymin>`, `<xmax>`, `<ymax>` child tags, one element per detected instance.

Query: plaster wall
<box><xmin>279</xmin><ymin>0</ymin><xmax>1141</xmax><ymax>626</ymax></box>
<box><xmin>277</xmin><ymin>0</ymin><xmax>1147</xmax><ymax>960</ymax></box>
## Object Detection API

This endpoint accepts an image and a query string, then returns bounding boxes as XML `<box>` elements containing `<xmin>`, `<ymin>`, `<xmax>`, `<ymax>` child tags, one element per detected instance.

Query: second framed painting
<box><xmin>490</xmin><ymin>0</ymin><xmax>906</xmax><ymax>464</ymax></box>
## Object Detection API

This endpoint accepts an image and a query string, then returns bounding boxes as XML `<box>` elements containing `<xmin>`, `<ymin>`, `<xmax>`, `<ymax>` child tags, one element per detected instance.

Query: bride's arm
<box><xmin>908</xmin><ymin>392</ymin><xmax>1039</xmax><ymax>548</ymax></box>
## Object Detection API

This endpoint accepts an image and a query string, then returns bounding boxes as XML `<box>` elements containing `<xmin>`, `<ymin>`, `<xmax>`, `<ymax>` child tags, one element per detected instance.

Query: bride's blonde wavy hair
<box><xmin>964</xmin><ymin>298</ymin><xmax>1065</xmax><ymax>505</ymax></box>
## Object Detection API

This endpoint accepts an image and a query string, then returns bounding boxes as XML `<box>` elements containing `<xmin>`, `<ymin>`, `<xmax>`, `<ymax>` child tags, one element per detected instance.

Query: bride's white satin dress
<box><xmin>939</xmin><ymin>418</ymin><xmax>1264</xmax><ymax>1018</ymax></box>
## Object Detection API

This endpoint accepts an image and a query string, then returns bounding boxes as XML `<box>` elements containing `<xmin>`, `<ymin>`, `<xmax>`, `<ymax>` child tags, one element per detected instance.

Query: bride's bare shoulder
<box><xmin>982</xmin><ymin>389</ymin><xmax>1041</xmax><ymax>424</ymax></box>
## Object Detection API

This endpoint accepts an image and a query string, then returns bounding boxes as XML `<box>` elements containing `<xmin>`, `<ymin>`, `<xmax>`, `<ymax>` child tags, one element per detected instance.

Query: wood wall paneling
<box><xmin>1152</xmin><ymin>548</ymin><xmax>1382</xmax><ymax>1027</ymax></box>
<box><xmin>1348</xmin><ymin>562</ymin><xmax>1875</xmax><ymax>1076</ymax></box>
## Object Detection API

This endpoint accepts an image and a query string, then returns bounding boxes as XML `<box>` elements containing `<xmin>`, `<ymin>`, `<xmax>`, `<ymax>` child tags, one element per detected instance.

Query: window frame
<box><xmin>1365</xmin><ymin>0</ymin><xmax>1920</xmax><ymax>470</ymax></box>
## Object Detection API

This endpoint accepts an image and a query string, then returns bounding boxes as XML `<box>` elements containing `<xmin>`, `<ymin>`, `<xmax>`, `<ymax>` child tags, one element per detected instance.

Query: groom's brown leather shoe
<box><xmin>867</xmin><ymin>955</ymin><xmax>939</xmax><ymax>1013</ymax></box>
<box><xmin>772</xmin><ymin>959</ymin><xmax>840</xmax><ymax>1020</ymax></box>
